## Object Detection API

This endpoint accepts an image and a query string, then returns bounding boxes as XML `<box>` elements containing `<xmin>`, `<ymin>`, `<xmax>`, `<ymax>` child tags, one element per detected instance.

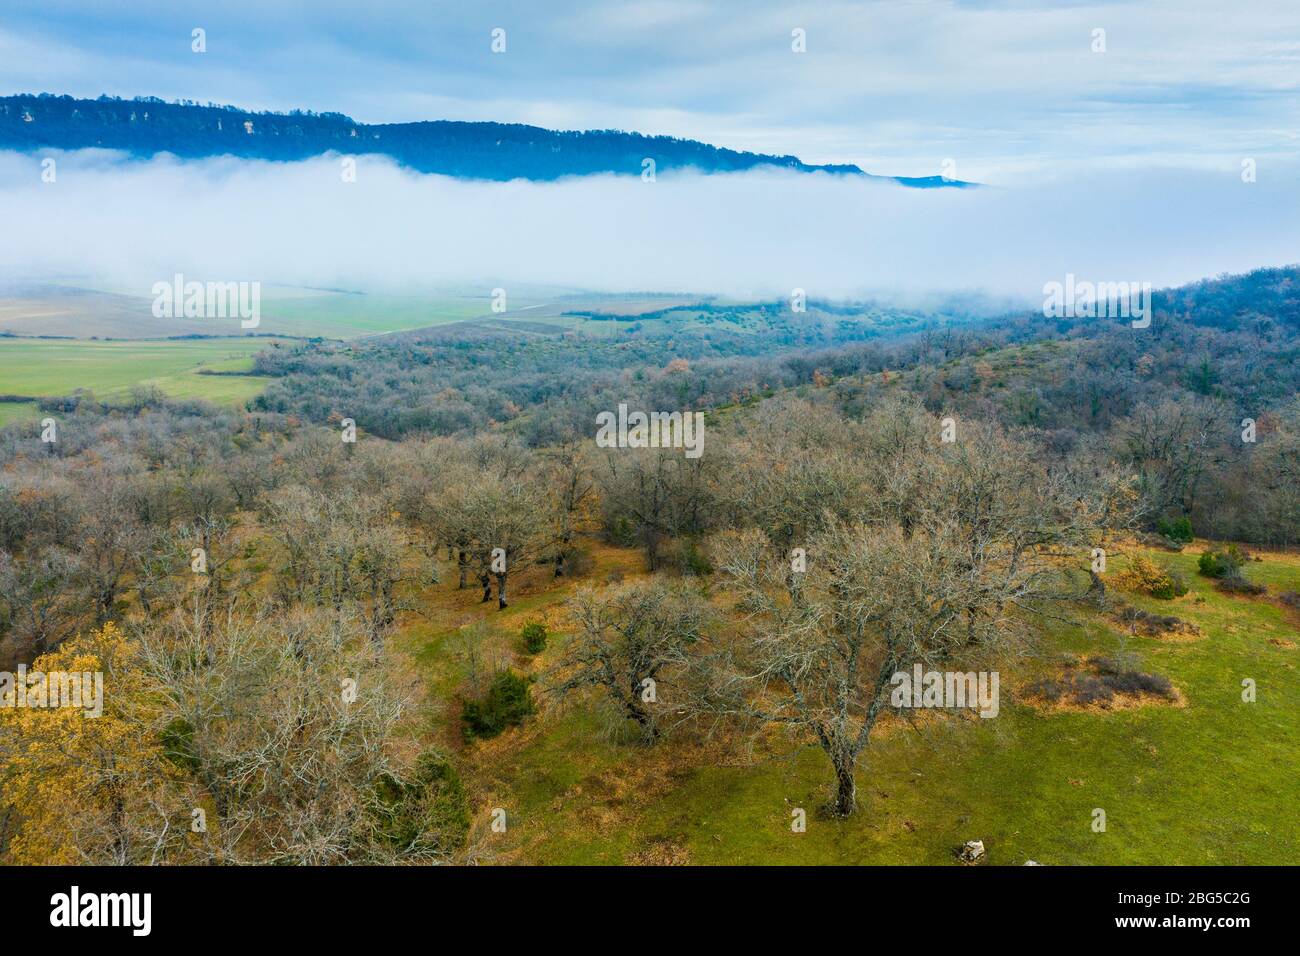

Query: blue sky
<box><xmin>2</xmin><ymin>0</ymin><xmax>1297</xmax><ymax>182</ymax></box>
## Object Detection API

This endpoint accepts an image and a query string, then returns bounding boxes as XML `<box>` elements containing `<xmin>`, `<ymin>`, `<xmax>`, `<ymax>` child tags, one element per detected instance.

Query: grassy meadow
<box><xmin>0</xmin><ymin>283</ymin><xmax>584</xmax><ymax>340</ymax></box>
<box><xmin>0</xmin><ymin>337</ymin><xmax>279</xmax><ymax>423</ymax></box>
<box><xmin>394</xmin><ymin>540</ymin><xmax>1299</xmax><ymax>865</ymax></box>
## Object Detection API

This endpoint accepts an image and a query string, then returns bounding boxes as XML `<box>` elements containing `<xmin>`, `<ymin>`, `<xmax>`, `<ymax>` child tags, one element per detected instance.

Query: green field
<box><xmin>400</xmin><ymin>541</ymin><xmax>1300</xmax><ymax>865</ymax></box>
<box><xmin>0</xmin><ymin>283</ymin><xmax>579</xmax><ymax>340</ymax></box>
<box><xmin>252</xmin><ymin>292</ymin><xmax>491</xmax><ymax>337</ymax></box>
<box><xmin>0</xmin><ymin>338</ymin><xmax>279</xmax><ymax>423</ymax></box>
<box><xmin>0</xmin><ymin>400</ymin><xmax>39</xmax><ymax>427</ymax></box>
<box><xmin>0</xmin><ymin>283</ymin><xmax>902</xmax><ymax>345</ymax></box>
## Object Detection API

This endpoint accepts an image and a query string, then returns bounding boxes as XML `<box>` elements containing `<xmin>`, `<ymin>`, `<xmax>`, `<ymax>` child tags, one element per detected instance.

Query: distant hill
<box><xmin>0</xmin><ymin>93</ymin><xmax>975</xmax><ymax>187</ymax></box>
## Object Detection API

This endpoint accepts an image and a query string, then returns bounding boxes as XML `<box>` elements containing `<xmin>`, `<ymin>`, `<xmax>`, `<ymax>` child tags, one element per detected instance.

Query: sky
<box><xmin>1</xmin><ymin>0</ymin><xmax>1298</xmax><ymax>182</ymax></box>
<box><xmin>0</xmin><ymin>1</ymin><xmax>1297</xmax><ymax>301</ymax></box>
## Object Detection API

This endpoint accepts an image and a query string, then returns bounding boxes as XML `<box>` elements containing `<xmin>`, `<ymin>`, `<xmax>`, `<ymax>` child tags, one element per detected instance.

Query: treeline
<box><xmin>0</xmin><ymin>93</ymin><xmax>878</xmax><ymax>182</ymax></box>
<box><xmin>246</xmin><ymin>303</ymin><xmax>927</xmax><ymax>443</ymax></box>
<box><xmin>246</xmin><ymin>267</ymin><xmax>1300</xmax><ymax>543</ymax></box>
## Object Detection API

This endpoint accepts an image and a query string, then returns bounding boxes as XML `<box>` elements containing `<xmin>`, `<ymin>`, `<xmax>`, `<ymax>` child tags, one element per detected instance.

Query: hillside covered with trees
<box><xmin>0</xmin><ymin>265</ymin><xmax>1296</xmax><ymax>864</ymax></box>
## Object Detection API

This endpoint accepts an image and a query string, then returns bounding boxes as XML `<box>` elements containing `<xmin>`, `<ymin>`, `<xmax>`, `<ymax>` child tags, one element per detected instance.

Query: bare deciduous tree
<box><xmin>552</xmin><ymin>580</ymin><xmax>710</xmax><ymax>741</ymax></box>
<box><xmin>599</xmin><ymin>446</ymin><xmax>718</xmax><ymax>571</ymax></box>
<box><xmin>547</xmin><ymin>441</ymin><xmax>595</xmax><ymax>578</ymax></box>
<box><xmin>704</xmin><ymin>408</ymin><xmax>1113</xmax><ymax>816</ymax></box>
<box><xmin>136</xmin><ymin>605</ymin><xmax>415</xmax><ymax>864</ymax></box>
<box><xmin>462</xmin><ymin>473</ymin><xmax>553</xmax><ymax>609</ymax></box>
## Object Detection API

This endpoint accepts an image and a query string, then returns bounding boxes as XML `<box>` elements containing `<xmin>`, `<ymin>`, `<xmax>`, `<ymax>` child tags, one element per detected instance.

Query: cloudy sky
<box><xmin>2</xmin><ymin>0</ymin><xmax>1298</xmax><ymax>182</ymax></box>
<box><xmin>1</xmin><ymin>1</ymin><xmax>1297</xmax><ymax>301</ymax></box>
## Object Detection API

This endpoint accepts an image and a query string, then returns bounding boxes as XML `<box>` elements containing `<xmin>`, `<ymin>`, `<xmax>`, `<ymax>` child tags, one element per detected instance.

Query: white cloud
<box><xmin>1</xmin><ymin>1</ymin><xmax>1298</xmax><ymax>179</ymax></box>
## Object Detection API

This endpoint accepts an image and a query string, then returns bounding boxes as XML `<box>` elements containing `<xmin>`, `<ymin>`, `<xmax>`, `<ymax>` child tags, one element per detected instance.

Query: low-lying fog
<box><xmin>2</xmin><ymin>149</ymin><xmax>1297</xmax><ymax>305</ymax></box>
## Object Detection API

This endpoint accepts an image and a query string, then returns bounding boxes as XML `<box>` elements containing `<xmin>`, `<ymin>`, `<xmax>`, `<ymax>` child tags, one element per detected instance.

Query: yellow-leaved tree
<box><xmin>0</xmin><ymin>622</ymin><xmax>181</xmax><ymax>864</ymax></box>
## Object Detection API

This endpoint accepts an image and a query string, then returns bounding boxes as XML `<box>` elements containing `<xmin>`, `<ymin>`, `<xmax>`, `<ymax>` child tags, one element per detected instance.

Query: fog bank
<box><xmin>2</xmin><ymin>150</ymin><xmax>1297</xmax><ymax>303</ymax></box>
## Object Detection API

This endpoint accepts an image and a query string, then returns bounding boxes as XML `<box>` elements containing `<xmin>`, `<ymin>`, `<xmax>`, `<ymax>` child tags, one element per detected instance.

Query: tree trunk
<box><xmin>1087</xmin><ymin>569</ymin><xmax>1106</xmax><ymax>606</ymax></box>
<box><xmin>833</xmin><ymin>759</ymin><xmax>857</xmax><ymax>816</ymax></box>
<box><xmin>479</xmin><ymin>570</ymin><xmax>492</xmax><ymax>603</ymax></box>
<box><xmin>555</xmin><ymin>531</ymin><xmax>573</xmax><ymax>578</ymax></box>
<box><xmin>95</xmin><ymin>586</ymin><xmax>115</xmax><ymax>625</ymax></box>
<box><xmin>785</xmin><ymin>564</ymin><xmax>804</xmax><ymax>605</ymax></box>
<box><xmin>496</xmin><ymin>571</ymin><xmax>508</xmax><ymax>610</ymax></box>
<box><xmin>626</xmin><ymin>702</ymin><xmax>659</xmax><ymax>743</ymax></box>
<box><xmin>458</xmin><ymin>550</ymin><xmax>469</xmax><ymax>588</ymax></box>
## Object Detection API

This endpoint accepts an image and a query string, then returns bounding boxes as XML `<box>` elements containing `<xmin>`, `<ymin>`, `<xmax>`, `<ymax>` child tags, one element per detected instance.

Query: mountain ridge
<box><xmin>0</xmin><ymin>92</ymin><xmax>975</xmax><ymax>187</ymax></box>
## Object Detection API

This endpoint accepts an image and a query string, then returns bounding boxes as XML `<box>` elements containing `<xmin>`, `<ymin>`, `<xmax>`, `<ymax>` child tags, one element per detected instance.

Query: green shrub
<box><xmin>1155</xmin><ymin>516</ymin><xmax>1193</xmax><ymax>544</ymax></box>
<box><xmin>677</xmin><ymin>538</ymin><xmax>713</xmax><ymax>576</ymax></box>
<box><xmin>521</xmin><ymin>621</ymin><xmax>547</xmax><ymax>654</ymax></box>
<box><xmin>1198</xmin><ymin>546</ymin><xmax>1246</xmax><ymax>579</ymax></box>
<box><xmin>370</xmin><ymin>751</ymin><xmax>470</xmax><ymax>859</ymax></box>
<box><xmin>462</xmin><ymin>671</ymin><xmax>535</xmax><ymax>742</ymax></box>
<box><xmin>160</xmin><ymin>717</ymin><xmax>200</xmax><ymax>773</ymax></box>
<box><xmin>606</xmin><ymin>515</ymin><xmax>637</xmax><ymax>547</ymax></box>
<box><xmin>1152</xmin><ymin>568</ymin><xmax>1189</xmax><ymax>600</ymax></box>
